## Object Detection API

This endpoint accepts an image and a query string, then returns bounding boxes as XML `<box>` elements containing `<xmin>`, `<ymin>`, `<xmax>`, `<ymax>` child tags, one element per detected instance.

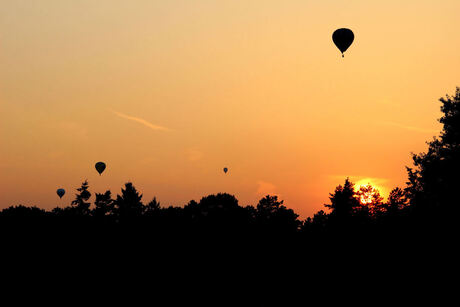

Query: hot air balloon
<box><xmin>57</xmin><ymin>188</ymin><xmax>65</xmax><ymax>199</ymax></box>
<box><xmin>223</xmin><ymin>167</ymin><xmax>228</xmax><ymax>174</ymax></box>
<box><xmin>95</xmin><ymin>162</ymin><xmax>106</xmax><ymax>175</ymax></box>
<box><xmin>332</xmin><ymin>28</ymin><xmax>354</xmax><ymax>57</ymax></box>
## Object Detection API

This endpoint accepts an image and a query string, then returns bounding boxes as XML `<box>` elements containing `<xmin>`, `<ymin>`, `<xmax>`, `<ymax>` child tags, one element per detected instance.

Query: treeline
<box><xmin>0</xmin><ymin>181</ymin><xmax>300</xmax><ymax>238</ymax></box>
<box><xmin>1</xmin><ymin>88</ymin><xmax>460</xmax><ymax>243</ymax></box>
<box><xmin>0</xmin><ymin>179</ymin><xmax>411</xmax><ymax>237</ymax></box>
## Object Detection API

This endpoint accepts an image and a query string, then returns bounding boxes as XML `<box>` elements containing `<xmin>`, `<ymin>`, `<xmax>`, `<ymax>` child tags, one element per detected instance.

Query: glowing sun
<box><xmin>355</xmin><ymin>181</ymin><xmax>384</xmax><ymax>205</ymax></box>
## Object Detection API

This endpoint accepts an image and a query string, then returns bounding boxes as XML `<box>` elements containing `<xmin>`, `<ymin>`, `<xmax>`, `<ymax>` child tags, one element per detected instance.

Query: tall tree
<box><xmin>406</xmin><ymin>87</ymin><xmax>460</xmax><ymax>213</ymax></box>
<box><xmin>71</xmin><ymin>180</ymin><xmax>91</xmax><ymax>216</ymax></box>
<box><xmin>324</xmin><ymin>178</ymin><xmax>361</xmax><ymax>222</ymax></box>
<box><xmin>384</xmin><ymin>187</ymin><xmax>408</xmax><ymax>216</ymax></box>
<box><xmin>113</xmin><ymin>182</ymin><xmax>144</xmax><ymax>221</ymax></box>
<box><xmin>93</xmin><ymin>190</ymin><xmax>113</xmax><ymax>218</ymax></box>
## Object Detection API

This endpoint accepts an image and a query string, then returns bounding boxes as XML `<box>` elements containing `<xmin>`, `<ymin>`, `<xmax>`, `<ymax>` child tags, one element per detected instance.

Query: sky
<box><xmin>1</xmin><ymin>0</ymin><xmax>459</xmax><ymax>218</ymax></box>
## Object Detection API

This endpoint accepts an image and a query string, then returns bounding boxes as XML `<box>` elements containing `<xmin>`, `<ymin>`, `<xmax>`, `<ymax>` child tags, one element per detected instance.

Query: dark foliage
<box><xmin>406</xmin><ymin>88</ymin><xmax>460</xmax><ymax>215</ymax></box>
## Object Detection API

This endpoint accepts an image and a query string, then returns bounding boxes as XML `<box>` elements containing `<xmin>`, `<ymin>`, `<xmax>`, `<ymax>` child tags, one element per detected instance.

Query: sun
<box><xmin>357</xmin><ymin>187</ymin><xmax>374</xmax><ymax>205</ymax></box>
<box><xmin>354</xmin><ymin>180</ymin><xmax>385</xmax><ymax>205</ymax></box>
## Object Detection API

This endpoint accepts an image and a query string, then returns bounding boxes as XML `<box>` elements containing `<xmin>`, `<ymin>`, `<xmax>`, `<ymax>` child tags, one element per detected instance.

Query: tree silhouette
<box><xmin>198</xmin><ymin>193</ymin><xmax>239</xmax><ymax>212</ymax></box>
<box><xmin>145</xmin><ymin>197</ymin><xmax>161</xmax><ymax>214</ymax></box>
<box><xmin>256</xmin><ymin>195</ymin><xmax>300</xmax><ymax>233</ymax></box>
<box><xmin>0</xmin><ymin>205</ymin><xmax>47</xmax><ymax>226</ymax></box>
<box><xmin>144</xmin><ymin>197</ymin><xmax>162</xmax><ymax>229</ymax></box>
<box><xmin>356</xmin><ymin>184</ymin><xmax>384</xmax><ymax>217</ymax></box>
<box><xmin>406</xmin><ymin>87</ymin><xmax>460</xmax><ymax>215</ymax></box>
<box><xmin>195</xmin><ymin>193</ymin><xmax>242</xmax><ymax>226</ymax></box>
<box><xmin>384</xmin><ymin>187</ymin><xmax>408</xmax><ymax>216</ymax></box>
<box><xmin>302</xmin><ymin>210</ymin><xmax>328</xmax><ymax>234</ymax></box>
<box><xmin>324</xmin><ymin>178</ymin><xmax>361</xmax><ymax>224</ymax></box>
<box><xmin>3</xmin><ymin>87</ymin><xmax>460</xmax><ymax>290</ymax></box>
<box><xmin>179</xmin><ymin>193</ymin><xmax>256</xmax><ymax>236</ymax></box>
<box><xmin>93</xmin><ymin>190</ymin><xmax>113</xmax><ymax>218</ymax></box>
<box><xmin>71</xmin><ymin>180</ymin><xmax>91</xmax><ymax>216</ymax></box>
<box><xmin>2</xmin><ymin>86</ymin><xmax>459</xmax><ymax>255</ymax></box>
<box><xmin>113</xmin><ymin>182</ymin><xmax>144</xmax><ymax>221</ymax></box>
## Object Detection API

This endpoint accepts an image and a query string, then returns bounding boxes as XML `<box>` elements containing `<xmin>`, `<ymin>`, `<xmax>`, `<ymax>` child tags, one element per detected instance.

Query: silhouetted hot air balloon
<box><xmin>223</xmin><ymin>167</ymin><xmax>228</xmax><ymax>174</ymax></box>
<box><xmin>332</xmin><ymin>28</ymin><xmax>354</xmax><ymax>57</ymax></box>
<box><xmin>95</xmin><ymin>162</ymin><xmax>106</xmax><ymax>175</ymax></box>
<box><xmin>57</xmin><ymin>188</ymin><xmax>65</xmax><ymax>199</ymax></box>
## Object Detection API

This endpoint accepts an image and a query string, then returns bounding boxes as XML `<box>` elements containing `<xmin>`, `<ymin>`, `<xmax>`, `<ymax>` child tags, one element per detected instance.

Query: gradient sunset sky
<box><xmin>1</xmin><ymin>0</ymin><xmax>459</xmax><ymax>217</ymax></box>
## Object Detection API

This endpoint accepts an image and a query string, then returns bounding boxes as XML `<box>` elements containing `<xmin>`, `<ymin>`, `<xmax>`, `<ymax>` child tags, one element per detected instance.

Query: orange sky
<box><xmin>1</xmin><ymin>0</ymin><xmax>459</xmax><ymax>218</ymax></box>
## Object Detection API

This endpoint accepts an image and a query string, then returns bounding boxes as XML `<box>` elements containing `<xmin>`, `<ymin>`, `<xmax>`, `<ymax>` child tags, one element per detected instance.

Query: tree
<box><xmin>257</xmin><ymin>195</ymin><xmax>284</xmax><ymax>216</ymax></box>
<box><xmin>355</xmin><ymin>184</ymin><xmax>384</xmax><ymax>217</ymax></box>
<box><xmin>302</xmin><ymin>210</ymin><xmax>328</xmax><ymax>234</ymax></box>
<box><xmin>195</xmin><ymin>193</ymin><xmax>240</xmax><ymax>220</ymax></box>
<box><xmin>198</xmin><ymin>193</ymin><xmax>239</xmax><ymax>212</ymax></box>
<box><xmin>256</xmin><ymin>195</ymin><xmax>300</xmax><ymax>233</ymax></box>
<box><xmin>324</xmin><ymin>178</ymin><xmax>361</xmax><ymax>222</ymax></box>
<box><xmin>145</xmin><ymin>197</ymin><xmax>161</xmax><ymax>214</ymax></box>
<box><xmin>144</xmin><ymin>197</ymin><xmax>162</xmax><ymax>223</ymax></box>
<box><xmin>0</xmin><ymin>205</ymin><xmax>47</xmax><ymax>224</ymax></box>
<box><xmin>71</xmin><ymin>180</ymin><xmax>91</xmax><ymax>215</ymax></box>
<box><xmin>384</xmin><ymin>187</ymin><xmax>408</xmax><ymax>216</ymax></box>
<box><xmin>93</xmin><ymin>190</ymin><xmax>113</xmax><ymax>218</ymax></box>
<box><xmin>188</xmin><ymin>193</ymin><xmax>253</xmax><ymax>233</ymax></box>
<box><xmin>406</xmin><ymin>87</ymin><xmax>460</xmax><ymax>213</ymax></box>
<box><xmin>113</xmin><ymin>182</ymin><xmax>144</xmax><ymax>221</ymax></box>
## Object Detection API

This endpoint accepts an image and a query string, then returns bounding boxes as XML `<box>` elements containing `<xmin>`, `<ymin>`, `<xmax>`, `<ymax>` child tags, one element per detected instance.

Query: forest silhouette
<box><xmin>2</xmin><ymin>89</ymin><xmax>459</xmax><ymax>301</ymax></box>
<box><xmin>2</xmin><ymin>89</ymin><xmax>460</xmax><ymax>246</ymax></box>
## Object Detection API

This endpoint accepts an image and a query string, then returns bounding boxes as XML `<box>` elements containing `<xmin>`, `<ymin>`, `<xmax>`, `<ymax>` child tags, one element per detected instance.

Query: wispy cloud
<box><xmin>381</xmin><ymin>121</ymin><xmax>438</xmax><ymax>134</ymax></box>
<box><xmin>111</xmin><ymin>110</ymin><xmax>171</xmax><ymax>131</ymax></box>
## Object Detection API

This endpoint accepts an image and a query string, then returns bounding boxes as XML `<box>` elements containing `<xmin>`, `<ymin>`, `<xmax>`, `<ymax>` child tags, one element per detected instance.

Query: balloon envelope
<box><xmin>95</xmin><ymin>162</ymin><xmax>106</xmax><ymax>175</ymax></box>
<box><xmin>332</xmin><ymin>28</ymin><xmax>354</xmax><ymax>57</ymax></box>
<box><xmin>57</xmin><ymin>188</ymin><xmax>65</xmax><ymax>199</ymax></box>
<box><xmin>223</xmin><ymin>167</ymin><xmax>228</xmax><ymax>174</ymax></box>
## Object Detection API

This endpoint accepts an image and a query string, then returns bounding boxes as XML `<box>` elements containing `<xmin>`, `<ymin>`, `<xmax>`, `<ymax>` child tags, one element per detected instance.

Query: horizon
<box><xmin>1</xmin><ymin>0</ymin><xmax>460</xmax><ymax>218</ymax></box>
